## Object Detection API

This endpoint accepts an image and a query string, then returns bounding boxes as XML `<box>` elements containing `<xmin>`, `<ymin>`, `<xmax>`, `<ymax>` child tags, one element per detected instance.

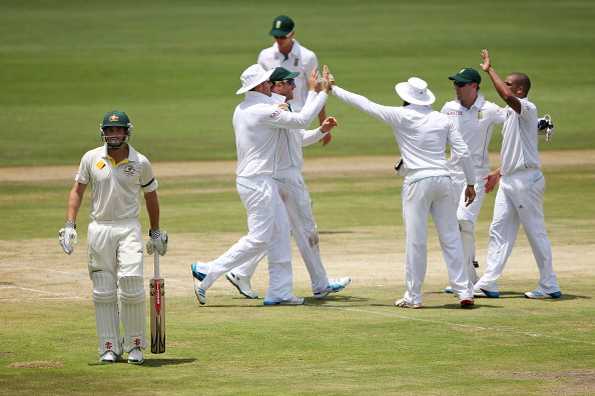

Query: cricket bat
<box><xmin>150</xmin><ymin>252</ymin><xmax>166</xmax><ymax>354</ymax></box>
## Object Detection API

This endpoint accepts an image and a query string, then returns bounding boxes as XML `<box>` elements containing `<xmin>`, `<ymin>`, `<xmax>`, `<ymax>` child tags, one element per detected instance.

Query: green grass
<box><xmin>1</xmin><ymin>282</ymin><xmax>594</xmax><ymax>395</ymax></box>
<box><xmin>1</xmin><ymin>0</ymin><xmax>595</xmax><ymax>165</ymax></box>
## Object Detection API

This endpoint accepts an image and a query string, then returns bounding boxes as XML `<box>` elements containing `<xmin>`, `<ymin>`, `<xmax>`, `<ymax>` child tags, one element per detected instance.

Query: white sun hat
<box><xmin>236</xmin><ymin>64</ymin><xmax>275</xmax><ymax>95</ymax></box>
<box><xmin>394</xmin><ymin>77</ymin><xmax>436</xmax><ymax>106</ymax></box>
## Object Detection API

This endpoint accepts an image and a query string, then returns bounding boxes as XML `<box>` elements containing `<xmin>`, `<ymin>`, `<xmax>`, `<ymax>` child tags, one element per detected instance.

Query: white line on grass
<box><xmin>321</xmin><ymin>306</ymin><xmax>595</xmax><ymax>347</ymax></box>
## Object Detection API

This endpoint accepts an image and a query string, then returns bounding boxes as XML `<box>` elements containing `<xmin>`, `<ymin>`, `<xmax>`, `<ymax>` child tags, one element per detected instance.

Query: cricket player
<box><xmin>58</xmin><ymin>111</ymin><xmax>168</xmax><ymax>364</ymax></box>
<box><xmin>258</xmin><ymin>15</ymin><xmax>330</xmax><ymax>144</ymax></box>
<box><xmin>190</xmin><ymin>64</ymin><xmax>328</xmax><ymax>306</ymax></box>
<box><xmin>441</xmin><ymin>68</ymin><xmax>507</xmax><ymax>288</ymax></box>
<box><xmin>325</xmin><ymin>67</ymin><xmax>477</xmax><ymax>308</ymax></box>
<box><xmin>225</xmin><ymin>67</ymin><xmax>351</xmax><ymax>300</ymax></box>
<box><xmin>473</xmin><ymin>49</ymin><xmax>562</xmax><ymax>299</ymax></box>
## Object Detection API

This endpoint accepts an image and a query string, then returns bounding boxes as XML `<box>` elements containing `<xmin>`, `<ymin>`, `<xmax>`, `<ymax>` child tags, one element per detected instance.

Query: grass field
<box><xmin>2</xmin><ymin>1</ymin><xmax>595</xmax><ymax>395</ymax></box>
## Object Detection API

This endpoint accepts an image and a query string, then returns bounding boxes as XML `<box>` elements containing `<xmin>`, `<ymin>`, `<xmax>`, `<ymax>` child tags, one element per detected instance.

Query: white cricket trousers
<box><xmin>475</xmin><ymin>169</ymin><xmax>560</xmax><ymax>293</ymax></box>
<box><xmin>233</xmin><ymin>168</ymin><xmax>330</xmax><ymax>293</ymax></box>
<box><xmin>87</xmin><ymin>219</ymin><xmax>145</xmax><ymax>355</ymax></box>
<box><xmin>452</xmin><ymin>170</ymin><xmax>489</xmax><ymax>283</ymax></box>
<box><xmin>200</xmin><ymin>175</ymin><xmax>295</xmax><ymax>302</ymax></box>
<box><xmin>401</xmin><ymin>176</ymin><xmax>473</xmax><ymax>305</ymax></box>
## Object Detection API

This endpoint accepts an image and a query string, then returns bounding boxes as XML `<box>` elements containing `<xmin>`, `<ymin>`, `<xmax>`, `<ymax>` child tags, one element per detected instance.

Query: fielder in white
<box><xmin>441</xmin><ymin>68</ymin><xmax>555</xmax><ymax>294</ymax></box>
<box><xmin>225</xmin><ymin>67</ymin><xmax>351</xmax><ymax>300</ymax></box>
<box><xmin>59</xmin><ymin>111</ymin><xmax>168</xmax><ymax>364</ymax></box>
<box><xmin>325</xmin><ymin>67</ymin><xmax>477</xmax><ymax>308</ymax></box>
<box><xmin>473</xmin><ymin>49</ymin><xmax>562</xmax><ymax>299</ymax></box>
<box><xmin>258</xmin><ymin>15</ymin><xmax>330</xmax><ymax>144</ymax></box>
<box><xmin>441</xmin><ymin>68</ymin><xmax>507</xmax><ymax>288</ymax></box>
<box><xmin>190</xmin><ymin>64</ymin><xmax>328</xmax><ymax>306</ymax></box>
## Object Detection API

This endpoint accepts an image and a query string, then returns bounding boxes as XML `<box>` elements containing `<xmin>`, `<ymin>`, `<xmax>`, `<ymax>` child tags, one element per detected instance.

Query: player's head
<box><xmin>394</xmin><ymin>77</ymin><xmax>435</xmax><ymax>107</ymax></box>
<box><xmin>269</xmin><ymin>67</ymin><xmax>299</xmax><ymax>100</ymax></box>
<box><xmin>100</xmin><ymin>111</ymin><xmax>133</xmax><ymax>149</ymax></box>
<box><xmin>448</xmin><ymin>68</ymin><xmax>481</xmax><ymax>106</ymax></box>
<box><xmin>505</xmin><ymin>72</ymin><xmax>531</xmax><ymax>98</ymax></box>
<box><xmin>270</xmin><ymin>15</ymin><xmax>295</xmax><ymax>48</ymax></box>
<box><xmin>236</xmin><ymin>64</ymin><xmax>274</xmax><ymax>96</ymax></box>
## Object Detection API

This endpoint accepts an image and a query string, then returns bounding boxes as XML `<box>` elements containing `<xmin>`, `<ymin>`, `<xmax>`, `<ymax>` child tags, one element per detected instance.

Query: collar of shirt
<box><xmin>244</xmin><ymin>91</ymin><xmax>276</xmax><ymax>104</ymax></box>
<box><xmin>453</xmin><ymin>93</ymin><xmax>485</xmax><ymax>112</ymax></box>
<box><xmin>270</xmin><ymin>92</ymin><xmax>287</xmax><ymax>104</ymax></box>
<box><xmin>101</xmin><ymin>143</ymin><xmax>139</xmax><ymax>165</ymax></box>
<box><xmin>405</xmin><ymin>103</ymin><xmax>432</xmax><ymax>114</ymax></box>
<box><xmin>273</xmin><ymin>39</ymin><xmax>301</xmax><ymax>60</ymax></box>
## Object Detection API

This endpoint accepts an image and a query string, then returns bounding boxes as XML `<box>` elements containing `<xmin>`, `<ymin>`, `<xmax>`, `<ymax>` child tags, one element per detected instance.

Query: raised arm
<box><xmin>480</xmin><ymin>49</ymin><xmax>521</xmax><ymax>114</ymax></box>
<box><xmin>301</xmin><ymin>117</ymin><xmax>337</xmax><ymax>147</ymax></box>
<box><xmin>266</xmin><ymin>91</ymin><xmax>328</xmax><ymax>129</ymax></box>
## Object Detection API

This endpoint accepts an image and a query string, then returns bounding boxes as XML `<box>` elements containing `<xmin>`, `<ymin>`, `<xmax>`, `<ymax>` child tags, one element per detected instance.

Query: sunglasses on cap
<box><xmin>274</xmin><ymin>78</ymin><xmax>295</xmax><ymax>86</ymax></box>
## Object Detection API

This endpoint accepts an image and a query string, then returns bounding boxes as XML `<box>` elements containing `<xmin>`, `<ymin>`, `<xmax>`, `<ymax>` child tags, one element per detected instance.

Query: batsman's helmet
<box><xmin>99</xmin><ymin>110</ymin><xmax>133</xmax><ymax>148</ymax></box>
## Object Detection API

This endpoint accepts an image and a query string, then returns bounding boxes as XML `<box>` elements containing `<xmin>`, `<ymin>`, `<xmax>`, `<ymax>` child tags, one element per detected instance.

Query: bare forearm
<box><xmin>144</xmin><ymin>191</ymin><xmax>160</xmax><ymax>230</ymax></box>
<box><xmin>486</xmin><ymin>67</ymin><xmax>521</xmax><ymax>113</ymax></box>
<box><xmin>66</xmin><ymin>183</ymin><xmax>86</xmax><ymax>223</ymax></box>
<box><xmin>317</xmin><ymin>106</ymin><xmax>327</xmax><ymax>125</ymax></box>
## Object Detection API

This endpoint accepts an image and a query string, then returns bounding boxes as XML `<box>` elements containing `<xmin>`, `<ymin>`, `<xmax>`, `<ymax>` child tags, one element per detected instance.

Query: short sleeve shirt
<box><xmin>75</xmin><ymin>144</ymin><xmax>158</xmax><ymax>221</ymax></box>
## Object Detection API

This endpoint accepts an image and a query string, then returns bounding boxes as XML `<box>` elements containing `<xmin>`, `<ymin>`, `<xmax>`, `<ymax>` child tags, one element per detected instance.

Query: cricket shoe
<box><xmin>473</xmin><ymin>287</ymin><xmax>500</xmax><ymax>298</ymax></box>
<box><xmin>99</xmin><ymin>351</ymin><xmax>119</xmax><ymax>364</ymax></box>
<box><xmin>225</xmin><ymin>271</ymin><xmax>258</xmax><ymax>299</ymax></box>
<box><xmin>394</xmin><ymin>298</ymin><xmax>422</xmax><ymax>309</ymax></box>
<box><xmin>191</xmin><ymin>262</ymin><xmax>207</xmax><ymax>282</ymax></box>
<box><xmin>524</xmin><ymin>289</ymin><xmax>562</xmax><ymax>299</ymax></box>
<box><xmin>127</xmin><ymin>347</ymin><xmax>144</xmax><ymax>365</ymax></box>
<box><xmin>263</xmin><ymin>296</ymin><xmax>305</xmax><ymax>306</ymax></box>
<box><xmin>460</xmin><ymin>299</ymin><xmax>475</xmax><ymax>308</ymax></box>
<box><xmin>313</xmin><ymin>277</ymin><xmax>352</xmax><ymax>299</ymax></box>
<box><xmin>194</xmin><ymin>285</ymin><xmax>207</xmax><ymax>305</ymax></box>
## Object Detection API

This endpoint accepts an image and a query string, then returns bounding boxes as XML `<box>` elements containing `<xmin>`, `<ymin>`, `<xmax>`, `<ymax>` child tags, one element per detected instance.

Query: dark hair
<box><xmin>511</xmin><ymin>72</ymin><xmax>531</xmax><ymax>96</ymax></box>
<box><xmin>402</xmin><ymin>101</ymin><xmax>410</xmax><ymax>106</ymax></box>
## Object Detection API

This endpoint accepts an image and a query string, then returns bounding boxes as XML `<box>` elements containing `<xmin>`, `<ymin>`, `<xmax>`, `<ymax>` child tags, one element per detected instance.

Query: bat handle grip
<box><xmin>154</xmin><ymin>251</ymin><xmax>160</xmax><ymax>278</ymax></box>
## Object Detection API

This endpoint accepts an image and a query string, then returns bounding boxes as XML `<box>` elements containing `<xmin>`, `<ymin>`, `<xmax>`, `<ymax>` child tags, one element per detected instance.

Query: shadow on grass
<box><xmin>304</xmin><ymin>295</ymin><xmax>370</xmax><ymax>305</ymax></box>
<box><xmin>368</xmin><ymin>303</ymin><xmax>503</xmax><ymax>309</ymax></box>
<box><xmin>88</xmin><ymin>358</ymin><xmax>196</xmax><ymax>367</ymax></box>
<box><xmin>318</xmin><ymin>230</ymin><xmax>357</xmax><ymax>235</ymax></box>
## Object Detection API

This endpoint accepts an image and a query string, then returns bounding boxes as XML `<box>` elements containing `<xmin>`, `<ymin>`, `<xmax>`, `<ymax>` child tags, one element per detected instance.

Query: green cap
<box><xmin>448</xmin><ymin>68</ymin><xmax>481</xmax><ymax>84</ymax></box>
<box><xmin>101</xmin><ymin>111</ymin><xmax>131</xmax><ymax>129</ymax></box>
<box><xmin>270</xmin><ymin>15</ymin><xmax>294</xmax><ymax>37</ymax></box>
<box><xmin>269</xmin><ymin>67</ymin><xmax>299</xmax><ymax>82</ymax></box>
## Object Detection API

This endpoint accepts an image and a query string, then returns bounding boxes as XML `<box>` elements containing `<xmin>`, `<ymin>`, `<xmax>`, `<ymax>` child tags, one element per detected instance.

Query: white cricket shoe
<box><xmin>99</xmin><ymin>351</ymin><xmax>118</xmax><ymax>364</ymax></box>
<box><xmin>194</xmin><ymin>285</ymin><xmax>207</xmax><ymax>305</ymax></box>
<box><xmin>226</xmin><ymin>271</ymin><xmax>258</xmax><ymax>299</ymax></box>
<box><xmin>263</xmin><ymin>296</ymin><xmax>305</xmax><ymax>306</ymax></box>
<box><xmin>127</xmin><ymin>347</ymin><xmax>144</xmax><ymax>365</ymax></box>
<box><xmin>313</xmin><ymin>277</ymin><xmax>352</xmax><ymax>299</ymax></box>
<box><xmin>394</xmin><ymin>298</ymin><xmax>422</xmax><ymax>309</ymax></box>
<box><xmin>524</xmin><ymin>289</ymin><xmax>562</xmax><ymax>299</ymax></box>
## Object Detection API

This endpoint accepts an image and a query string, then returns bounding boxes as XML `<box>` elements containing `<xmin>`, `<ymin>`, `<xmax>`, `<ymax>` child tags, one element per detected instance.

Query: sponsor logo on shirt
<box><xmin>123</xmin><ymin>164</ymin><xmax>137</xmax><ymax>176</ymax></box>
<box><xmin>270</xmin><ymin>110</ymin><xmax>281</xmax><ymax>119</ymax></box>
<box><xmin>294</xmin><ymin>58</ymin><xmax>299</xmax><ymax>67</ymax></box>
<box><xmin>96</xmin><ymin>160</ymin><xmax>106</xmax><ymax>170</ymax></box>
<box><xmin>478</xmin><ymin>111</ymin><xmax>483</xmax><ymax>120</ymax></box>
<box><xmin>447</xmin><ymin>111</ymin><xmax>463</xmax><ymax>116</ymax></box>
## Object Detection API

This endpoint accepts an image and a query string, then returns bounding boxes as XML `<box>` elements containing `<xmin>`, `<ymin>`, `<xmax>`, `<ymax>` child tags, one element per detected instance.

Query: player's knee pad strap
<box><xmin>92</xmin><ymin>271</ymin><xmax>117</xmax><ymax>304</ymax></box>
<box><xmin>119</xmin><ymin>276</ymin><xmax>145</xmax><ymax>304</ymax></box>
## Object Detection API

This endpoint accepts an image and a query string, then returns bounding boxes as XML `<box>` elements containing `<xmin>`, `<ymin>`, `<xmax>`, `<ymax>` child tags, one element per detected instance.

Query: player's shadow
<box><xmin>88</xmin><ymin>358</ymin><xmax>196</xmax><ymax>367</ymax></box>
<box><xmin>142</xmin><ymin>358</ymin><xmax>197</xmax><ymax>367</ymax></box>
<box><xmin>305</xmin><ymin>295</ymin><xmax>370</xmax><ymax>305</ymax></box>
<box><xmin>368</xmin><ymin>303</ymin><xmax>502</xmax><ymax>309</ymax></box>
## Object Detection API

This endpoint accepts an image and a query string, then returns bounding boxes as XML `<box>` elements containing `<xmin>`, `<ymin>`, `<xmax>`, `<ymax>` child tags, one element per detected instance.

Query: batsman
<box><xmin>59</xmin><ymin>110</ymin><xmax>168</xmax><ymax>364</ymax></box>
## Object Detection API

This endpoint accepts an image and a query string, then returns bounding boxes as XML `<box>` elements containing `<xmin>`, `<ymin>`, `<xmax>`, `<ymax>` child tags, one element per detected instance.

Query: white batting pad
<box><xmin>91</xmin><ymin>271</ymin><xmax>121</xmax><ymax>355</ymax></box>
<box><xmin>459</xmin><ymin>220</ymin><xmax>478</xmax><ymax>283</ymax></box>
<box><xmin>119</xmin><ymin>276</ymin><xmax>146</xmax><ymax>352</ymax></box>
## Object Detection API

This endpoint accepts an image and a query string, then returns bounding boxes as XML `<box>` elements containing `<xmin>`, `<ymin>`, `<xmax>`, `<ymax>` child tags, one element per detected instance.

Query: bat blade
<box><xmin>150</xmin><ymin>277</ymin><xmax>166</xmax><ymax>354</ymax></box>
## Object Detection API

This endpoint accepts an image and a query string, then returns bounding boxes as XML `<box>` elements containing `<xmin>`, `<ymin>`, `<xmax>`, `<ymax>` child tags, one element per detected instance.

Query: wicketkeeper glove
<box><xmin>58</xmin><ymin>221</ymin><xmax>78</xmax><ymax>255</ymax></box>
<box><xmin>146</xmin><ymin>229</ymin><xmax>168</xmax><ymax>255</ymax></box>
<box><xmin>537</xmin><ymin>114</ymin><xmax>554</xmax><ymax>142</ymax></box>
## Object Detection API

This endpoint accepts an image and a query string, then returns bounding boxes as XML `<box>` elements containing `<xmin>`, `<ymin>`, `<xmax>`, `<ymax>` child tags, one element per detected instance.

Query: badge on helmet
<box><xmin>99</xmin><ymin>110</ymin><xmax>133</xmax><ymax>148</ymax></box>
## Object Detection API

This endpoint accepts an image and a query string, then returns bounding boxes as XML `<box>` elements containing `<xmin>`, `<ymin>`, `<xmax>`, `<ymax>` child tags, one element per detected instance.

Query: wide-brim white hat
<box><xmin>394</xmin><ymin>77</ymin><xmax>435</xmax><ymax>106</ymax></box>
<box><xmin>236</xmin><ymin>64</ymin><xmax>274</xmax><ymax>95</ymax></box>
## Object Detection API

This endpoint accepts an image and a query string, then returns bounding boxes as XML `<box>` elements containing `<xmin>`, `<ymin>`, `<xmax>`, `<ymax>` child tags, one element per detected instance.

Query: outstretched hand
<box><xmin>480</xmin><ymin>49</ymin><xmax>491</xmax><ymax>72</ymax></box>
<box><xmin>320</xmin><ymin>116</ymin><xmax>338</xmax><ymax>133</ymax></box>
<box><xmin>308</xmin><ymin>69</ymin><xmax>320</xmax><ymax>91</ymax></box>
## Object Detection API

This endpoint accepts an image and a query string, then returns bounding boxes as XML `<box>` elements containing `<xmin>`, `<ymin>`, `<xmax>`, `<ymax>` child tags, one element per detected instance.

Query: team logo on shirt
<box><xmin>123</xmin><ymin>164</ymin><xmax>137</xmax><ymax>176</ymax></box>
<box><xmin>294</xmin><ymin>58</ymin><xmax>299</xmax><ymax>67</ymax></box>
<box><xmin>270</xmin><ymin>109</ymin><xmax>281</xmax><ymax>119</ymax></box>
<box><xmin>477</xmin><ymin>111</ymin><xmax>483</xmax><ymax>120</ymax></box>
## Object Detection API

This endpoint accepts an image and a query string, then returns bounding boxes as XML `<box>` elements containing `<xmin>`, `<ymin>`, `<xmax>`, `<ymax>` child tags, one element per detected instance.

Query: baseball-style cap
<box><xmin>449</xmin><ymin>68</ymin><xmax>481</xmax><ymax>84</ymax></box>
<box><xmin>101</xmin><ymin>111</ymin><xmax>131</xmax><ymax>129</ymax></box>
<box><xmin>270</xmin><ymin>15</ymin><xmax>294</xmax><ymax>37</ymax></box>
<box><xmin>269</xmin><ymin>67</ymin><xmax>300</xmax><ymax>82</ymax></box>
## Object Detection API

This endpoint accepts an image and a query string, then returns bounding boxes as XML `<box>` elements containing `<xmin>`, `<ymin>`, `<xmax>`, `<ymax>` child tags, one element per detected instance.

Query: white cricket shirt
<box><xmin>441</xmin><ymin>94</ymin><xmax>507</xmax><ymax>176</ymax></box>
<box><xmin>75</xmin><ymin>144</ymin><xmax>158</xmax><ymax>222</ymax></box>
<box><xmin>257</xmin><ymin>40</ymin><xmax>318</xmax><ymax>111</ymax></box>
<box><xmin>500</xmin><ymin>97</ymin><xmax>541</xmax><ymax>176</ymax></box>
<box><xmin>332</xmin><ymin>85</ymin><xmax>475</xmax><ymax>185</ymax></box>
<box><xmin>233</xmin><ymin>90</ymin><xmax>327</xmax><ymax>178</ymax></box>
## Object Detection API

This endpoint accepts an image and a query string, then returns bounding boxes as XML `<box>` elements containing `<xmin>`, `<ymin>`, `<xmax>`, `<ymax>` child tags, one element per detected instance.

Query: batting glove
<box><xmin>58</xmin><ymin>221</ymin><xmax>78</xmax><ymax>255</ymax></box>
<box><xmin>147</xmin><ymin>229</ymin><xmax>168</xmax><ymax>255</ymax></box>
<box><xmin>537</xmin><ymin>114</ymin><xmax>554</xmax><ymax>142</ymax></box>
